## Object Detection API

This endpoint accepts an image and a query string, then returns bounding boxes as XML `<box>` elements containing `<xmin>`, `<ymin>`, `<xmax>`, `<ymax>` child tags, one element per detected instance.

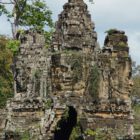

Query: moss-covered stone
<box><xmin>88</xmin><ymin>65</ymin><xmax>100</xmax><ymax>99</ymax></box>
<box><xmin>84</xmin><ymin>128</ymin><xmax>96</xmax><ymax>136</ymax></box>
<box><xmin>21</xmin><ymin>131</ymin><xmax>30</xmax><ymax>140</ymax></box>
<box><xmin>69</xmin><ymin>125</ymin><xmax>83</xmax><ymax>140</ymax></box>
<box><xmin>117</xmin><ymin>42</ymin><xmax>127</xmax><ymax>47</ymax></box>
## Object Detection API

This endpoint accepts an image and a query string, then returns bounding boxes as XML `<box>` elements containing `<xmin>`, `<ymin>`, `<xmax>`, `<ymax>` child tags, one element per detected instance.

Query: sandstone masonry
<box><xmin>0</xmin><ymin>0</ymin><xmax>133</xmax><ymax>140</ymax></box>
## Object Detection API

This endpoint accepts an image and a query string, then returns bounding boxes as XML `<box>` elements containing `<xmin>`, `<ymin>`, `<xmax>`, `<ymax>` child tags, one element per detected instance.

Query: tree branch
<box><xmin>0</xmin><ymin>2</ymin><xmax>14</xmax><ymax>4</ymax></box>
<box><xmin>13</xmin><ymin>0</ymin><xmax>21</xmax><ymax>12</ymax></box>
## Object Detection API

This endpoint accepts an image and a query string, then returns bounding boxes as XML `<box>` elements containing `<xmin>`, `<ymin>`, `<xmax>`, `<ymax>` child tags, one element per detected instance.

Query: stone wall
<box><xmin>14</xmin><ymin>30</ymin><xmax>49</xmax><ymax>98</ymax></box>
<box><xmin>0</xmin><ymin>109</ymin><xmax>7</xmax><ymax>139</ymax></box>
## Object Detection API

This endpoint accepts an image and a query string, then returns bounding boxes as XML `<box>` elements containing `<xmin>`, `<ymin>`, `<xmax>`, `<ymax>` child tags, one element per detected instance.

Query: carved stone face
<box><xmin>51</xmin><ymin>53</ymin><xmax>83</xmax><ymax>92</ymax></box>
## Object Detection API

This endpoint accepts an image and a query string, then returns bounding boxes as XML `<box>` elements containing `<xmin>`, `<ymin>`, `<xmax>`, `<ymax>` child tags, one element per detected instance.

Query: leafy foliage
<box><xmin>19</xmin><ymin>0</ymin><xmax>53</xmax><ymax>30</ymax></box>
<box><xmin>45</xmin><ymin>98</ymin><xmax>53</xmax><ymax>109</ymax></box>
<box><xmin>132</xmin><ymin>65</ymin><xmax>140</xmax><ymax>98</ymax></box>
<box><xmin>0</xmin><ymin>0</ymin><xmax>53</xmax><ymax>38</ymax></box>
<box><xmin>131</xmin><ymin>65</ymin><xmax>140</xmax><ymax>138</ymax></box>
<box><xmin>69</xmin><ymin>125</ymin><xmax>83</xmax><ymax>140</ymax></box>
<box><xmin>0</xmin><ymin>4</ymin><xmax>11</xmax><ymax>18</ymax></box>
<box><xmin>85</xmin><ymin>128</ymin><xmax>96</xmax><ymax>136</ymax></box>
<box><xmin>117</xmin><ymin>42</ymin><xmax>127</xmax><ymax>47</ymax></box>
<box><xmin>6</xmin><ymin>40</ymin><xmax>20</xmax><ymax>55</ymax></box>
<box><xmin>105</xmin><ymin>29</ymin><xmax>118</xmax><ymax>35</ymax></box>
<box><xmin>44</xmin><ymin>29</ymin><xmax>54</xmax><ymax>47</ymax></box>
<box><xmin>0</xmin><ymin>35</ymin><xmax>14</xmax><ymax>108</ymax></box>
<box><xmin>132</xmin><ymin>76</ymin><xmax>140</xmax><ymax>97</ymax></box>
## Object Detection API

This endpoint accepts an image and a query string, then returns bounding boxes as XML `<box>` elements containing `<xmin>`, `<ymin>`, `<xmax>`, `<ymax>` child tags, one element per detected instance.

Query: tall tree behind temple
<box><xmin>0</xmin><ymin>0</ymin><xmax>54</xmax><ymax>108</ymax></box>
<box><xmin>0</xmin><ymin>0</ymin><xmax>53</xmax><ymax>38</ymax></box>
<box><xmin>132</xmin><ymin>64</ymin><xmax>140</xmax><ymax>98</ymax></box>
<box><xmin>0</xmin><ymin>35</ymin><xmax>14</xmax><ymax>108</ymax></box>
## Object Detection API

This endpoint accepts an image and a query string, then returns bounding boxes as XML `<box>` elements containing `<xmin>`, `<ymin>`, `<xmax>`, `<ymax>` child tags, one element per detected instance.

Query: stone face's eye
<box><xmin>61</xmin><ymin>65</ymin><xmax>68</xmax><ymax>72</ymax></box>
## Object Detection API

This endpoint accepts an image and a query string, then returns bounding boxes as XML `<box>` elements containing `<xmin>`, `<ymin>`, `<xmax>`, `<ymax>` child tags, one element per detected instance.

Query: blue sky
<box><xmin>0</xmin><ymin>0</ymin><xmax>140</xmax><ymax>64</ymax></box>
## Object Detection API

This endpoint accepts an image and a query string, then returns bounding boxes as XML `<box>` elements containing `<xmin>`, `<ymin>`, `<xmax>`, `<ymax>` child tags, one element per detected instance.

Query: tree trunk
<box><xmin>12</xmin><ymin>2</ymin><xmax>19</xmax><ymax>39</ymax></box>
<box><xmin>12</xmin><ymin>13</ymin><xmax>19</xmax><ymax>39</ymax></box>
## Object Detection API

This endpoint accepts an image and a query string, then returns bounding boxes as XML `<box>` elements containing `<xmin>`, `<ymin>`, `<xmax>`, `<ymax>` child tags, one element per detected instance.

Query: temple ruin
<box><xmin>0</xmin><ymin>0</ymin><xmax>133</xmax><ymax>140</ymax></box>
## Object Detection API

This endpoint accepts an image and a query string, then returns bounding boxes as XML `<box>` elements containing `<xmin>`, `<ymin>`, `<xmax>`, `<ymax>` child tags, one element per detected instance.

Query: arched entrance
<box><xmin>54</xmin><ymin>106</ymin><xmax>77</xmax><ymax>140</ymax></box>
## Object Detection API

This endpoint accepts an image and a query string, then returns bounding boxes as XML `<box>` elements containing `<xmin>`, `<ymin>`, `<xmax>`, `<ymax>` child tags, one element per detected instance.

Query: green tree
<box><xmin>132</xmin><ymin>76</ymin><xmax>140</xmax><ymax>97</ymax></box>
<box><xmin>0</xmin><ymin>0</ymin><xmax>53</xmax><ymax>38</ymax></box>
<box><xmin>0</xmin><ymin>35</ymin><xmax>14</xmax><ymax>108</ymax></box>
<box><xmin>0</xmin><ymin>0</ymin><xmax>53</xmax><ymax>55</ymax></box>
<box><xmin>131</xmin><ymin>64</ymin><xmax>140</xmax><ymax>98</ymax></box>
<box><xmin>132</xmin><ymin>64</ymin><xmax>140</xmax><ymax>139</ymax></box>
<box><xmin>6</xmin><ymin>39</ymin><xmax>20</xmax><ymax>55</ymax></box>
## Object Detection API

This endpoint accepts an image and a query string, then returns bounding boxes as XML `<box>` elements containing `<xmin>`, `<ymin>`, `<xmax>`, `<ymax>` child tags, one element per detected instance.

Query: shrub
<box><xmin>105</xmin><ymin>29</ymin><xmax>118</xmax><ymax>35</ymax></box>
<box><xmin>85</xmin><ymin>128</ymin><xmax>96</xmax><ymax>136</ymax></box>
<box><xmin>70</xmin><ymin>125</ymin><xmax>83</xmax><ymax>140</ymax></box>
<box><xmin>117</xmin><ymin>42</ymin><xmax>127</xmax><ymax>47</ymax></box>
<box><xmin>0</xmin><ymin>35</ymin><xmax>14</xmax><ymax>108</ymax></box>
<box><xmin>6</xmin><ymin>39</ymin><xmax>20</xmax><ymax>55</ymax></box>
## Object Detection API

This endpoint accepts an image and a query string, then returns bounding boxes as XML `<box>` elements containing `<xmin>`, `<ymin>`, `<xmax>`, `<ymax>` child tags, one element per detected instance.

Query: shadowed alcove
<box><xmin>54</xmin><ymin>106</ymin><xmax>77</xmax><ymax>140</ymax></box>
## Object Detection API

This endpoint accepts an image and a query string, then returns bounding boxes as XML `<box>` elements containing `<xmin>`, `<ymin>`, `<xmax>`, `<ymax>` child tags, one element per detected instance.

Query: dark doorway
<box><xmin>54</xmin><ymin>106</ymin><xmax>77</xmax><ymax>140</ymax></box>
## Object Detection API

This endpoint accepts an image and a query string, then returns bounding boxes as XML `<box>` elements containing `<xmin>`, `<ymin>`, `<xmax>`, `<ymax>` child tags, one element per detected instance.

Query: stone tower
<box><xmin>49</xmin><ymin>0</ymin><xmax>99</xmax><ymax>139</ymax></box>
<box><xmin>51</xmin><ymin>0</ymin><xmax>97</xmax><ymax>52</ymax></box>
<box><xmin>94</xmin><ymin>29</ymin><xmax>134</xmax><ymax>139</ymax></box>
<box><xmin>14</xmin><ymin>30</ymin><xmax>49</xmax><ymax>99</ymax></box>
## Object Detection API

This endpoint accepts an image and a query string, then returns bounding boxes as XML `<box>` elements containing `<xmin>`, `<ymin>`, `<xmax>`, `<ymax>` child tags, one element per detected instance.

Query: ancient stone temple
<box><xmin>0</xmin><ymin>0</ymin><xmax>134</xmax><ymax>140</ymax></box>
<box><xmin>51</xmin><ymin>0</ymin><xmax>98</xmax><ymax>110</ymax></box>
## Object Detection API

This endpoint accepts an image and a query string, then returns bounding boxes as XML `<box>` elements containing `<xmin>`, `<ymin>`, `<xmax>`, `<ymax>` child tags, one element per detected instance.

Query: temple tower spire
<box><xmin>51</xmin><ymin>0</ymin><xmax>97</xmax><ymax>51</ymax></box>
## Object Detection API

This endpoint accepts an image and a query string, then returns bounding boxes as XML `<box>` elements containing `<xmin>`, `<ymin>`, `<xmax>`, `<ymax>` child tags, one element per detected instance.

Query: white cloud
<box><xmin>85</xmin><ymin>0</ymin><xmax>140</xmax><ymax>64</ymax></box>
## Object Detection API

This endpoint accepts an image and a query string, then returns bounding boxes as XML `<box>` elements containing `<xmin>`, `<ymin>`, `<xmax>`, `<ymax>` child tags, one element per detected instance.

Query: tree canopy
<box><xmin>0</xmin><ymin>0</ymin><xmax>53</xmax><ymax>38</ymax></box>
<box><xmin>0</xmin><ymin>35</ymin><xmax>14</xmax><ymax>108</ymax></box>
<box><xmin>0</xmin><ymin>0</ymin><xmax>54</xmax><ymax>107</ymax></box>
<box><xmin>132</xmin><ymin>64</ymin><xmax>140</xmax><ymax>98</ymax></box>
